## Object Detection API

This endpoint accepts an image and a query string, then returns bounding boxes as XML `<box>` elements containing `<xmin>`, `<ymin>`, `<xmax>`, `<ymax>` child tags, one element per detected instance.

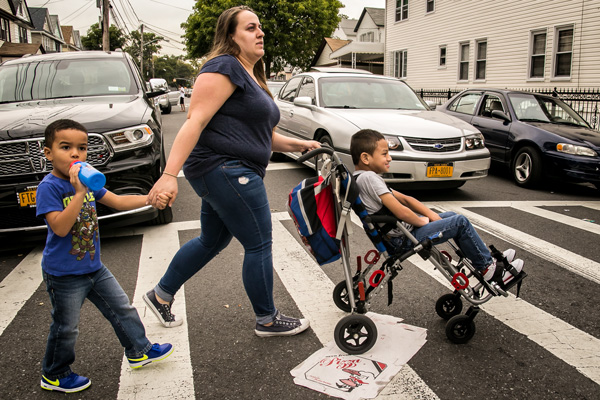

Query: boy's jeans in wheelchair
<box><xmin>392</xmin><ymin>211</ymin><xmax>493</xmax><ymax>270</ymax></box>
<box><xmin>42</xmin><ymin>266</ymin><xmax>152</xmax><ymax>379</ymax></box>
<box><xmin>155</xmin><ymin>161</ymin><xmax>277</xmax><ymax>325</ymax></box>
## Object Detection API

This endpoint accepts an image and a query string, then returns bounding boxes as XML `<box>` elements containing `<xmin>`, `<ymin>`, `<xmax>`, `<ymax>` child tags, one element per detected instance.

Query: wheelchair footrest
<box><xmin>501</xmin><ymin>271</ymin><xmax>527</xmax><ymax>297</ymax></box>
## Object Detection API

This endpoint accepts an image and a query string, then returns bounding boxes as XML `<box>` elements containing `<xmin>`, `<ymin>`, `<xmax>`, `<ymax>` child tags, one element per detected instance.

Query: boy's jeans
<box><xmin>393</xmin><ymin>211</ymin><xmax>493</xmax><ymax>270</ymax></box>
<box><xmin>42</xmin><ymin>265</ymin><xmax>152</xmax><ymax>379</ymax></box>
<box><xmin>155</xmin><ymin>161</ymin><xmax>277</xmax><ymax>325</ymax></box>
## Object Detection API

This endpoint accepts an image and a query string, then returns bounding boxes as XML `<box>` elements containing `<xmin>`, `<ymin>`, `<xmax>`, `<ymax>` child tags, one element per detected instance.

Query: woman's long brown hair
<box><xmin>206</xmin><ymin>6</ymin><xmax>272</xmax><ymax>97</ymax></box>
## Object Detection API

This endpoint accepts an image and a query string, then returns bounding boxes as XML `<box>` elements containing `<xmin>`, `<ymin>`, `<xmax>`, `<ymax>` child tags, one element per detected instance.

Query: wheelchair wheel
<box><xmin>333</xmin><ymin>281</ymin><xmax>355</xmax><ymax>312</ymax></box>
<box><xmin>435</xmin><ymin>293</ymin><xmax>463</xmax><ymax>320</ymax></box>
<box><xmin>445</xmin><ymin>315</ymin><xmax>476</xmax><ymax>344</ymax></box>
<box><xmin>334</xmin><ymin>314</ymin><xmax>378</xmax><ymax>355</ymax></box>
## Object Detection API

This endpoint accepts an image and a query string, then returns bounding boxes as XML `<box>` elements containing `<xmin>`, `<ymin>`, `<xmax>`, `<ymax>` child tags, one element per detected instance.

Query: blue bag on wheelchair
<box><xmin>287</xmin><ymin>175</ymin><xmax>341</xmax><ymax>265</ymax></box>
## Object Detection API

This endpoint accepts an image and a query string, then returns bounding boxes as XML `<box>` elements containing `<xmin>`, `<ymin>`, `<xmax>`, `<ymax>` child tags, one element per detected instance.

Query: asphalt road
<box><xmin>1</xmin><ymin>104</ymin><xmax>599</xmax><ymax>399</ymax></box>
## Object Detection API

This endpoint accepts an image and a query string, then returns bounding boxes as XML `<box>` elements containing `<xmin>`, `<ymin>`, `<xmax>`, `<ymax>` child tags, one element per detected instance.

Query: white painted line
<box><xmin>0</xmin><ymin>246</ymin><xmax>43</xmax><ymax>336</ymax></box>
<box><xmin>271</xmin><ymin>212</ymin><xmax>440</xmax><ymax>400</ymax></box>
<box><xmin>434</xmin><ymin>204</ymin><xmax>600</xmax><ymax>285</ymax></box>
<box><xmin>407</xmin><ymin>255</ymin><xmax>600</xmax><ymax>384</ymax></box>
<box><xmin>117</xmin><ymin>222</ymin><xmax>196</xmax><ymax>399</ymax></box>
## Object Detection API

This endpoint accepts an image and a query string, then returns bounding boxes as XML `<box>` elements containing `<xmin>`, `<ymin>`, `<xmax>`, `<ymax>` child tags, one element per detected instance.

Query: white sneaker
<box><xmin>482</xmin><ymin>259</ymin><xmax>497</xmax><ymax>282</ymax></box>
<box><xmin>501</xmin><ymin>258</ymin><xmax>524</xmax><ymax>285</ymax></box>
<box><xmin>503</xmin><ymin>249</ymin><xmax>516</xmax><ymax>264</ymax></box>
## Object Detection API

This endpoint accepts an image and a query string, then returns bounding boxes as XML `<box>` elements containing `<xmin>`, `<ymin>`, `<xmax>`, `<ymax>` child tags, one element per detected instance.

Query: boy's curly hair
<box><xmin>350</xmin><ymin>129</ymin><xmax>385</xmax><ymax>165</ymax></box>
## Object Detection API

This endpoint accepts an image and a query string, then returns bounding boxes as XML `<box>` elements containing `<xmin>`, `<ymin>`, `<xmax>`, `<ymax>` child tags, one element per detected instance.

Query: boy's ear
<box><xmin>360</xmin><ymin>152</ymin><xmax>370</xmax><ymax>165</ymax></box>
<box><xmin>43</xmin><ymin>146</ymin><xmax>52</xmax><ymax>160</ymax></box>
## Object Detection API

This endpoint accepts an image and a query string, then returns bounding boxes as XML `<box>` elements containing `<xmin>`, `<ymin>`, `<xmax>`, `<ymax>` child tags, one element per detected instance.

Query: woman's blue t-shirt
<box><xmin>36</xmin><ymin>173</ymin><xmax>107</xmax><ymax>276</ymax></box>
<box><xmin>183</xmin><ymin>54</ymin><xmax>280</xmax><ymax>179</ymax></box>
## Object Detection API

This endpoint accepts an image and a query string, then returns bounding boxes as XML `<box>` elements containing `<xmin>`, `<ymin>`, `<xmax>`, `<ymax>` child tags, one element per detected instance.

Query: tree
<box><xmin>124</xmin><ymin>31</ymin><xmax>164</xmax><ymax>80</ymax></box>
<box><xmin>182</xmin><ymin>0</ymin><xmax>342</xmax><ymax>77</ymax></box>
<box><xmin>81</xmin><ymin>23</ymin><xmax>127</xmax><ymax>51</ymax></box>
<box><xmin>153</xmin><ymin>55</ymin><xmax>197</xmax><ymax>82</ymax></box>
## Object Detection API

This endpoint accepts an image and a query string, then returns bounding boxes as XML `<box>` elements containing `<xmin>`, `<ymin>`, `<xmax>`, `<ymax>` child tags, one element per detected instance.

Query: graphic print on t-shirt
<box><xmin>64</xmin><ymin>192</ymin><xmax>99</xmax><ymax>261</ymax></box>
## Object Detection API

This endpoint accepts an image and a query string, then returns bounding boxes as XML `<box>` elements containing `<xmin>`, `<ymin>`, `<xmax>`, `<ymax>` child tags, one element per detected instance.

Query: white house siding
<box><xmin>315</xmin><ymin>46</ymin><xmax>335</xmax><ymax>66</ymax></box>
<box><xmin>355</xmin><ymin>14</ymin><xmax>382</xmax><ymax>43</ymax></box>
<box><xmin>385</xmin><ymin>0</ymin><xmax>600</xmax><ymax>89</ymax></box>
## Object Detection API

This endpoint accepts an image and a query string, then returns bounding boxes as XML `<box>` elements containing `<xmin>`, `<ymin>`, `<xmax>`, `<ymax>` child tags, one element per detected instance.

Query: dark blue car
<box><xmin>438</xmin><ymin>89</ymin><xmax>600</xmax><ymax>190</ymax></box>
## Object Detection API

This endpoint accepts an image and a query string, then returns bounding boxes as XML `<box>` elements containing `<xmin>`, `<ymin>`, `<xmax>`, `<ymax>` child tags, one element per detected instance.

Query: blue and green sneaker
<box><xmin>41</xmin><ymin>372</ymin><xmax>91</xmax><ymax>393</ymax></box>
<box><xmin>128</xmin><ymin>343</ymin><xmax>174</xmax><ymax>369</ymax></box>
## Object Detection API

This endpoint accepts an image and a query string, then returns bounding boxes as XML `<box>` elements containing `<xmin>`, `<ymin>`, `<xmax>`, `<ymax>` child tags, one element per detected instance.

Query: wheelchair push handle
<box><xmin>297</xmin><ymin>144</ymin><xmax>335</xmax><ymax>163</ymax></box>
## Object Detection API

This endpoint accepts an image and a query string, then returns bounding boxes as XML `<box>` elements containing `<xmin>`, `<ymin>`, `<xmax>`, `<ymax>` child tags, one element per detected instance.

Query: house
<box><xmin>61</xmin><ymin>25</ymin><xmax>82</xmax><ymax>52</ymax></box>
<box><xmin>312</xmin><ymin>8</ymin><xmax>385</xmax><ymax>74</ymax></box>
<box><xmin>28</xmin><ymin>7</ymin><xmax>64</xmax><ymax>53</ymax></box>
<box><xmin>384</xmin><ymin>0</ymin><xmax>600</xmax><ymax>89</ymax></box>
<box><xmin>0</xmin><ymin>0</ymin><xmax>42</xmax><ymax>62</ymax></box>
<box><xmin>331</xmin><ymin>17</ymin><xmax>358</xmax><ymax>41</ymax></box>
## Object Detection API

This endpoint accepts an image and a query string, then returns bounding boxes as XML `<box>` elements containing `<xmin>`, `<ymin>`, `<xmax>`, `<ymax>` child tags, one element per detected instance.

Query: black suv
<box><xmin>0</xmin><ymin>51</ymin><xmax>172</xmax><ymax>241</ymax></box>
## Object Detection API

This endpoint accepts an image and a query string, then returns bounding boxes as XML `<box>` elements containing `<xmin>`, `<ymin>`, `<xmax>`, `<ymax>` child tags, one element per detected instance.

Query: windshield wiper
<box><xmin>327</xmin><ymin>105</ymin><xmax>357</xmax><ymax>109</ymax></box>
<box><xmin>519</xmin><ymin>118</ymin><xmax>550</xmax><ymax>123</ymax></box>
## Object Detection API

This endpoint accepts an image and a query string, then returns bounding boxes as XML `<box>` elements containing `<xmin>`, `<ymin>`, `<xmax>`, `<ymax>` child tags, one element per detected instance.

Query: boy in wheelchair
<box><xmin>350</xmin><ymin>129</ymin><xmax>523</xmax><ymax>286</ymax></box>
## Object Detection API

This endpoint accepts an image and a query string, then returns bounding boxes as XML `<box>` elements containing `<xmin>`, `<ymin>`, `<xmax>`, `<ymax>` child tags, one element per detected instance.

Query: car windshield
<box><xmin>0</xmin><ymin>58</ymin><xmax>138</xmax><ymax>103</ymax></box>
<box><xmin>508</xmin><ymin>93</ymin><xmax>590</xmax><ymax>127</ymax></box>
<box><xmin>319</xmin><ymin>77</ymin><xmax>427</xmax><ymax>110</ymax></box>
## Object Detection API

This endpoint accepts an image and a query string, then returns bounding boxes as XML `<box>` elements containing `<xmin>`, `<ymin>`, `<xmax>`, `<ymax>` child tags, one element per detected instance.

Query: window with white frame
<box><xmin>475</xmin><ymin>40</ymin><xmax>487</xmax><ymax>80</ymax></box>
<box><xmin>426</xmin><ymin>0</ymin><xmax>435</xmax><ymax>13</ymax></box>
<box><xmin>19</xmin><ymin>26</ymin><xmax>28</xmax><ymax>43</ymax></box>
<box><xmin>394</xmin><ymin>50</ymin><xmax>408</xmax><ymax>78</ymax></box>
<box><xmin>439</xmin><ymin>46</ymin><xmax>446</xmax><ymax>67</ymax></box>
<box><xmin>529</xmin><ymin>31</ymin><xmax>546</xmax><ymax>78</ymax></box>
<box><xmin>360</xmin><ymin>32</ymin><xmax>374</xmax><ymax>42</ymax></box>
<box><xmin>459</xmin><ymin>42</ymin><xmax>469</xmax><ymax>81</ymax></box>
<box><xmin>0</xmin><ymin>18</ymin><xmax>10</xmax><ymax>41</ymax></box>
<box><xmin>395</xmin><ymin>0</ymin><xmax>409</xmax><ymax>22</ymax></box>
<box><xmin>554</xmin><ymin>26</ymin><xmax>573</xmax><ymax>77</ymax></box>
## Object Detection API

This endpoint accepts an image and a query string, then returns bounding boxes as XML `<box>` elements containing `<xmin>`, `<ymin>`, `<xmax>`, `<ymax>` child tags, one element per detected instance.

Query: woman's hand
<box><xmin>147</xmin><ymin>175</ymin><xmax>178</xmax><ymax>208</ymax></box>
<box><xmin>298</xmin><ymin>140</ymin><xmax>321</xmax><ymax>153</ymax></box>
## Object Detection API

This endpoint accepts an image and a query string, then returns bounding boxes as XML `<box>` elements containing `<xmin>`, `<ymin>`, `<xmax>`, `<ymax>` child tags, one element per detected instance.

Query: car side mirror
<box><xmin>147</xmin><ymin>88</ymin><xmax>167</xmax><ymax>99</ymax></box>
<box><xmin>425</xmin><ymin>100</ymin><xmax>437</xmax><ymax>110</ymax></box>
<box><xmin>491</xmin><ymin>109</ymin><xmax>511</xmax><ymax>122</ymax></box>
<box><xmin>293</xmin><ymin>96</ymin><xmax>314</xmax><ymax>108</ymax></box>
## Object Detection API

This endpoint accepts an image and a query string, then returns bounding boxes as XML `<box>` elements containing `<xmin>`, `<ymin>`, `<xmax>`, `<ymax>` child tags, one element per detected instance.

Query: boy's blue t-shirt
<box><xmin>36</xmin><ymin>173</ymin><xmax>107</xmax><ymax>276</ymax></box>
<box><xmin>183</xmin><ymin>54</ymin><xmax>280</xmax><ymax>179</ymax></box>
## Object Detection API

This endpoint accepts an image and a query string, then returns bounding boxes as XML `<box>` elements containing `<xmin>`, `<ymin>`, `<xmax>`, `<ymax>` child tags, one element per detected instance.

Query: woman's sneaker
<box><xmin>128</xmin><ymin>343</ymin><xmax>174</xmax><ymax>369</ymax></box>
<box><xmin>41</xmin><ymin>372</ymin><xmax>91</xmax><ymax>393</ymax></box>
<box><xmin>255</xmin><ymin>311</ymin><xmax>310</xmax><ymax>337</ymax></box>
<box><xmin>143</xmin><ymin>289</ymin><xmax>183</xmax><ymax>327</ymax></box>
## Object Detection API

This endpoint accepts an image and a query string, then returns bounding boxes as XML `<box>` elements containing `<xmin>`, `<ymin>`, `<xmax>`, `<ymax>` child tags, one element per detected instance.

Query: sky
<box><xmin>27</xmin><ymin>0</ymin><xmax>385</xmax><ymax>57</ymax></box>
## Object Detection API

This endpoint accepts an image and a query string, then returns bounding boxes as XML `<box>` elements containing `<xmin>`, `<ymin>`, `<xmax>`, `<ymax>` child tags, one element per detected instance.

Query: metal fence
<box><xmin>418</xmin><ymin>87</ymin><xmax>600</xmax><ymax>130</ymax></box>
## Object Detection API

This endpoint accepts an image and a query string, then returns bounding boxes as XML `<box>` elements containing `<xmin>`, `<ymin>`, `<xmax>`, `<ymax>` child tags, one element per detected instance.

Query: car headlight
<box><xmin>465</xmin><ymin>133</ymin><xmax>485</xmax><ymax>150</ymax></box>
<box><xmin>104</xmin><ymin>125</ymin><xmax>154</xmax><ymax>152</ymax></box>
<box><xmin>556</xmin><ymin>143</ymin><xmax>597</xmax><ymax>157</ymax></box>
<box><xmin>383</xmin><ymin>134</ymin><xmax>403</xmax><ymax>151</ymax></box>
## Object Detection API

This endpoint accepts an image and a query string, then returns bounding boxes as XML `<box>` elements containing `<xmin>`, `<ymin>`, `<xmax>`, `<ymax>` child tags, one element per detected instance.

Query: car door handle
<box><xmin>289</xmin><ymin>110</ymin><xmax>294</xmax><ymax>117</ymax></box>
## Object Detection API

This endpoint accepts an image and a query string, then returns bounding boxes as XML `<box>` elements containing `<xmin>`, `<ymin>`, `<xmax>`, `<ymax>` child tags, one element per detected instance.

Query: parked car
<box><xmin>273</xmin><ymin>68</ymin><xmax>490</xmax><ymax>189</ymax></box>
<box><xmin>149</xmin><ymin>78</ymin><xmax>178</xmax><ymax>114</ymax></box>
<box><xmin>0</xmin><ymin>50</ymin><xmax>172</xmax><ymax>241</ymax></box>
<box><xmin>267</xmin><ymin>80</ymin><xmax>286</xmax><ymax>97</ymax></box>
<box><xmin>437</xmin><ymin>89</ymin><xmax>600</xmax><ymax>189</ymax></box>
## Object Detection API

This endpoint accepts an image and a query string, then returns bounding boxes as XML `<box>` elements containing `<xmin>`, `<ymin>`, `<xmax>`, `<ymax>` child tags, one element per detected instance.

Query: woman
<box><xmin>144</xmin><ymin>6</ymin><xmax>319</xmax><ymax>337</ymax></box>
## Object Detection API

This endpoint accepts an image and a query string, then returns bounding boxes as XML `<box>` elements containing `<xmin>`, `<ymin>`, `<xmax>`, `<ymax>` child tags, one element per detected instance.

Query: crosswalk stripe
<box><xmin>0</xmin><ymin>246</ymin><xmax>43</xmax><ymax>336</ymax></box>
<box><xmin>433</xmin><ymin>203</ymin><xmax>600</xmax><ymax>285</ymax></box>
<box><xmin>271</xmin><ymin>213</ymin><xmax>440</xmax><ymax>400</ymax></box>
<box><xmin>117</xmin><ymin>222</ymin><xmax>197</xmax><ymax>399</ymax></box>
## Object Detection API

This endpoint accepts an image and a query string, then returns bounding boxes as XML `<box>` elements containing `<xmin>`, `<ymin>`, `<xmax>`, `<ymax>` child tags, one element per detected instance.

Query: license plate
<box><xmin>427</xmin><ymin>163</ymin><xmax>454</xmax><ymax>178</ymax></box>
<box><xmin>17</xmin><ymin>186</ymin><xmax>38</xmax><ymax>208</ymax></box>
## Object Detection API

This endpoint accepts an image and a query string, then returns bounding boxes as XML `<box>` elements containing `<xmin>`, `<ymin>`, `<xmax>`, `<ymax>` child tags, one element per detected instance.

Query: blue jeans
<box><xmin>155</xmin><ymin>161</ymin><xmax>277</xmax><ymax>325</ymax></box>
<box><xmin>42</xmin><ymin>265</ymin><xmax>151</xmax><ymax>379</ymax></box>
<box><xmin>391</xmin><ymin>211</ymin><xmax>493</xmax><ymax>270</ymax></box>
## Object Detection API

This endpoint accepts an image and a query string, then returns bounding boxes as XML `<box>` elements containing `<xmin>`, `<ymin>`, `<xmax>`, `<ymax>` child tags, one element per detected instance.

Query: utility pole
<box><xmin>102</xmin><ymin>0</ymin><xmax>109</xmax><ymax>51</ymax></box>
<box><xmin>140</xmin><ymin>24</ymin><xmax>144</xmax><ymax>80</ymax></box>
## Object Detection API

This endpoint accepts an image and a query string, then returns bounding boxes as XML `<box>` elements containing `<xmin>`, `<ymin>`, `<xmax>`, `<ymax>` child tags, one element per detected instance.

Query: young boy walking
<box><xmin>350</xmin><ymin>129</ymin><xmax>523</xmax><ymax>284</ymax></box>
<box><xmin>36</xmin><ymin>119</ymin><xmax>174</xmax><ymax>393</ymax></box>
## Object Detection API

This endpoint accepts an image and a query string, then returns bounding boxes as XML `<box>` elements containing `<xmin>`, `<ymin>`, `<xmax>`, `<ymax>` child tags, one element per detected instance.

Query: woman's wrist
<box><xmin>163</xmin><ymin>171</ymin><xmax>179</xmax><ymax>178</ymax></box>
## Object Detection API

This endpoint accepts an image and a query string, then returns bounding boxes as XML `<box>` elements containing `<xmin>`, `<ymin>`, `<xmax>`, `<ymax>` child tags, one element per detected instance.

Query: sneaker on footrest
<box><xmin>501</xmin><ymin>258</ymin><xmax>524</xmax><ymax>286</ymax></box>
<box><xmin>502</xmin><ymin>248</ymin><xmax>516</xmax><ymax>264</ymax></box>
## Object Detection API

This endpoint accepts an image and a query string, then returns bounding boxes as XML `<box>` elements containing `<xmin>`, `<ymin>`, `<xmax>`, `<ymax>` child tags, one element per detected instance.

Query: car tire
<box><xmin>148</xmin><ymin>205</ymin><xmax>173</xmax><ymax>225</ymax></box>
<box><xmin>512</xmin><ymin>146</ymin><xmax>543</xmax><ymax>188</ymax></box>
<box><xmin>163</xmin><ymin>103</ymin><xmax>172</xmax><ymax>114</ymax></box>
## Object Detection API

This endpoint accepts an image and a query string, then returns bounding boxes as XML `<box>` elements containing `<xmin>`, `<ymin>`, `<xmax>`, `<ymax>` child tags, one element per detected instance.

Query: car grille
<box><xmin>404</xmin><ymin>136</ymin><xmax>462</xmax><ymax>152</ymax></box>
<box><xmin>0</xmin><ymin>134</ymin><xmax>111</xmax><ymax>177</ymax></box>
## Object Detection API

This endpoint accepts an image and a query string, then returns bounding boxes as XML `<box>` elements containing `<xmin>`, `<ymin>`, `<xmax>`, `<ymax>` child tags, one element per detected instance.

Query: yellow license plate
<box><xmin>427</xmin><ymin>163</ymin><xmax>454</xmax><ymax>178</ymax></box>
<box><xmin>18</xmin><ymin>187</ymin><xmax>38</xmax><ymax>207</ymax></box>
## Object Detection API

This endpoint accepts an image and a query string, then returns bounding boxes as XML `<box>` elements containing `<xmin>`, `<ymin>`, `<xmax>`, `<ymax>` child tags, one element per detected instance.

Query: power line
<box><xmin>148</xmin><ymin>0</ymin><xmax>192</xmax><ymax>12</ymax></box>
<box><xmin>62</xmin><ymin>1</ymin><xmax>95</xmax><ymax>24</ymax></box>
